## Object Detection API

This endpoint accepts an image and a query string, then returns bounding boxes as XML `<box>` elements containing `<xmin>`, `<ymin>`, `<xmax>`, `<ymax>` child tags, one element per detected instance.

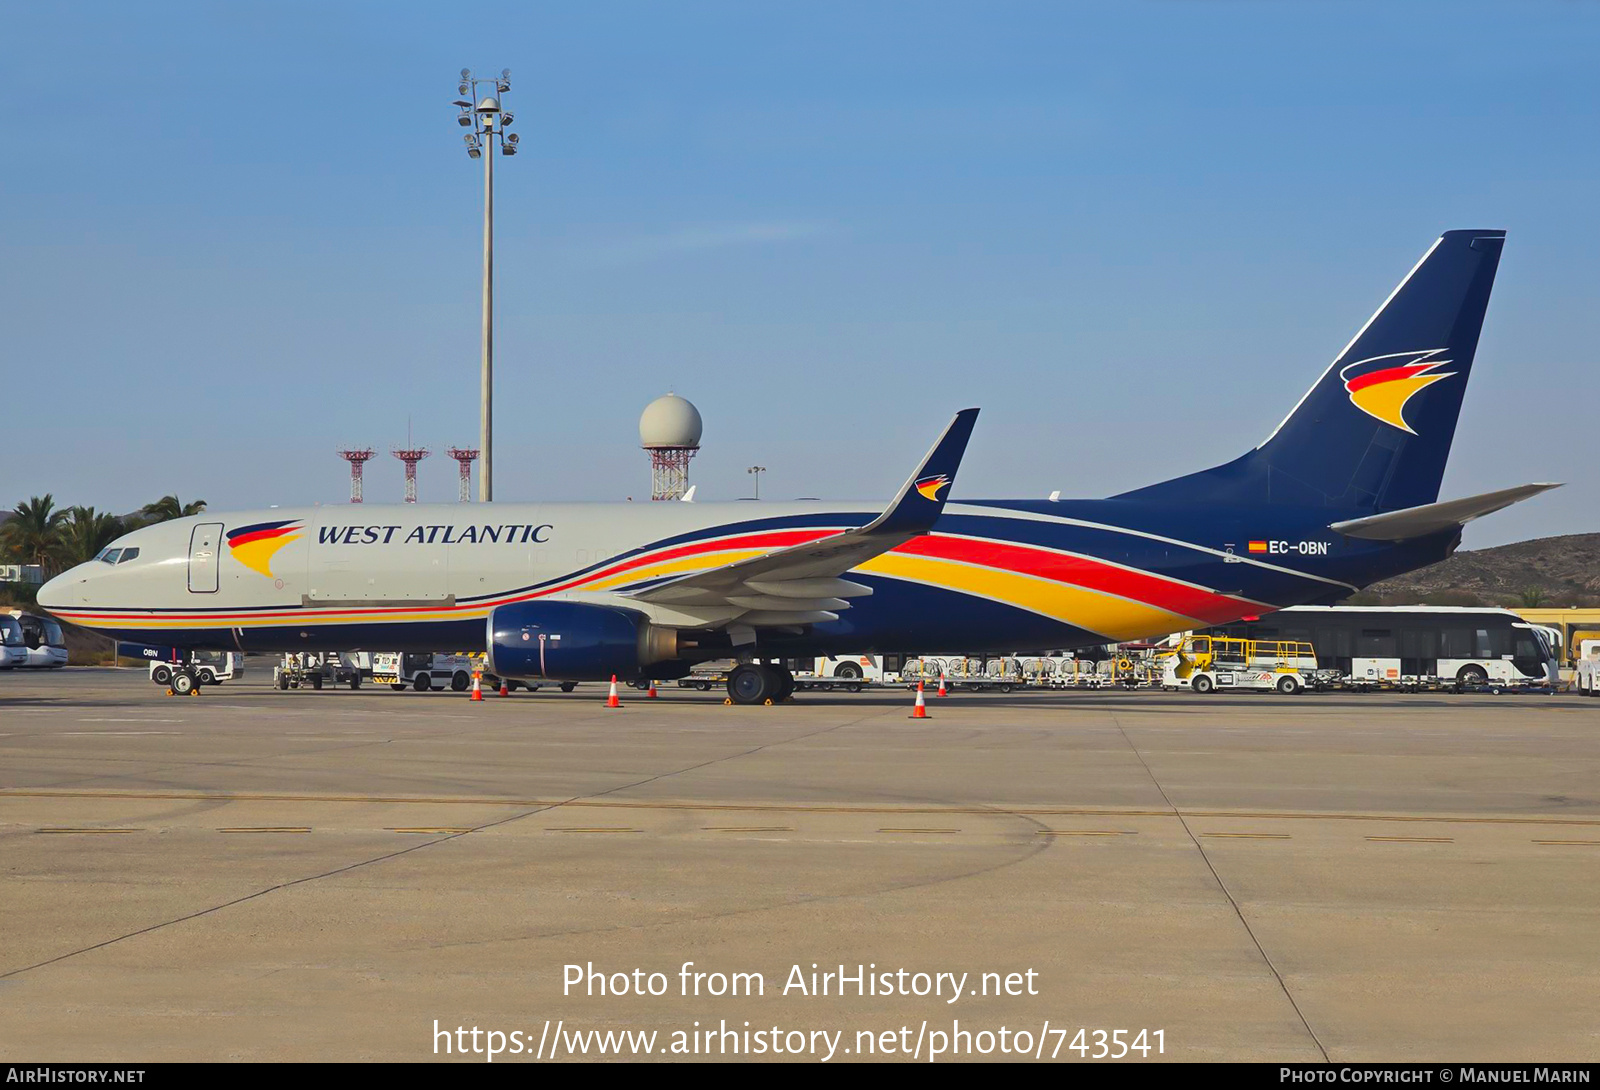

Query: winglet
<box><xmin>863</xmin><ymin>408</ymin><xmax>980</xmax><ymax>536</ymax></box>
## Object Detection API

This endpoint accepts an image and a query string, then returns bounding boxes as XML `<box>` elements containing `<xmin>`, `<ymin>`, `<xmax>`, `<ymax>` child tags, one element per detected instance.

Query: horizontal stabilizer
<box><xmin>1328</xmin><ymin>483</ymin><xmax>1561</xmax><ymax>541</ymax></box>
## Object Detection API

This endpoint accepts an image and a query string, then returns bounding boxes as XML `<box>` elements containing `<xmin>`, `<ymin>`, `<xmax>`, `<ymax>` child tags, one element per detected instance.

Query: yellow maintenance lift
<box><xmin>1160</xmin><ymin>635</ymin><xmax>1320</xmax><ymax>695</ymax></box>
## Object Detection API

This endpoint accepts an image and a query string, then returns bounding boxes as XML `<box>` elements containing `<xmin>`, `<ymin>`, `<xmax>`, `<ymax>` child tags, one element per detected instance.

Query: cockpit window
<box><xmin>117</xmin><ymin>548</ymin><xmax>140</xmax><ymax>563</ymax></box>
<box><xmin>96</xmin><ymin>548</ymin><xmax>122</xmax><ymax>564</ymax></box>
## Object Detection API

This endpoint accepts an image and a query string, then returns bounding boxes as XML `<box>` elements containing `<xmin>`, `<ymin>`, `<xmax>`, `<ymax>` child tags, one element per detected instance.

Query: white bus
<box><xmin>6</xmin><ymin>611</ymin><xmax>67</xmax><ymax>668</ymax></box>
<box><xmin>0</xmin><ymin>614</ymin><xmax>27</xmax><ymax>668</ymax></box>
<box><xmin>1203</xmin><ymin>607</ymin><xmax>1559</xmax><ymax>689</ymax></box>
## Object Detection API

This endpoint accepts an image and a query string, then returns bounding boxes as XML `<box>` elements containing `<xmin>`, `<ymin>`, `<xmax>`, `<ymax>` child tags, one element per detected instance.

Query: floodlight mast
<box><xmin>454</xmin><ymin>68</ymin><xmax>517</xmax><ymax>502</ymax></box>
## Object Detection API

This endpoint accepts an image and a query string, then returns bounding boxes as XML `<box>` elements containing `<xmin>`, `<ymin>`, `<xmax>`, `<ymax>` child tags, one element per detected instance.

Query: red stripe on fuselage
<box><xmin>525</xmin><ymin>528</ymin><xmax>840</xmax><ymax>597</ymax></box>
<box><xmin>891</xmin><ymin>534</ymin><xmax>1253</xmax><ymax>623</ymax></box>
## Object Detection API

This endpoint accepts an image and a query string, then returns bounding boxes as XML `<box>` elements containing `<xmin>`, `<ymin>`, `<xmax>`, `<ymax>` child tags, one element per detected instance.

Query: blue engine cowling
<box><xmin>485</xmin><ymin>601</ymin><xmax>679</xmax><ymax>682</ymax></box>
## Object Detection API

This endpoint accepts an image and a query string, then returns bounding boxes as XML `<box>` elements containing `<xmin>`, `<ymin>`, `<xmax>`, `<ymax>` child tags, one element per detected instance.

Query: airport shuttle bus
<box><xmin>0</xmin><ymin>613</ymin><xmax>27</xmax><ymax>668</ymax></box>
<box><xmin>8</xmin><ymin>611</ymin><xmax>69</xmax><ymax>668</ymax></box>
<box><xmin>1205</xmin><ymin>606</ymin><xmax>1559</xmax><ymax>688</ymax></box>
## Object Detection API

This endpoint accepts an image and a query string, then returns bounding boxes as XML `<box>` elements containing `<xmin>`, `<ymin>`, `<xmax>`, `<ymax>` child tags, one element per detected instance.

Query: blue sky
<box><xmin>2</xmin><ymin>1</ymin><xmax>1595</xmax><ymax>547</ymax></box>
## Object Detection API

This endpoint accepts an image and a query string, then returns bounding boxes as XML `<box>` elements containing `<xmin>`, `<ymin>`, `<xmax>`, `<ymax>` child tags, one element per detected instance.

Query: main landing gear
<box><xmin>725</xmin><ymin>663</ymin><xmax>795</xmax><ymax>706</ymax></box>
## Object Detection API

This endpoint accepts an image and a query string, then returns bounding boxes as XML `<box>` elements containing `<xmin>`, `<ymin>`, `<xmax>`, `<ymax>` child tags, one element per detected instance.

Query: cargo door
<box><xmin>188</xmin><ymin>523</ymin><xmax>224</xmax><ymax>593</ymax></box>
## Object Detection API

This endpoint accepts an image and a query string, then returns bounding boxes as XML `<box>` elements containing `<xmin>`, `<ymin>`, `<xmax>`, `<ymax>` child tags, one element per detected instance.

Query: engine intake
<box><xmin>486</xmin><ymin>601</ymin><xmax>678</xmax><ymax>682</ymax></box>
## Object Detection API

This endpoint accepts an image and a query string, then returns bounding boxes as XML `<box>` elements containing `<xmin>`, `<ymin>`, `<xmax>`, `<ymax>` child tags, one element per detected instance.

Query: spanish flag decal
<box><xmin>1340</xmin><ymin>349</ymin><xmax>1456</xmax><ymax>435</ymax></box>
<box><xmin>1247</xmin><ymin>541</ymin><xmax>1269</xmax><ymax>554</ymax></box>
<box><xmin>226</xmin><ymin>520</ymin><xmax>303</xmax><ymax>578</ymax></box>
<box><xmin>914</xmin><ymin>474</ymin><xmax>951</xmax><ymax>502</ymax></box>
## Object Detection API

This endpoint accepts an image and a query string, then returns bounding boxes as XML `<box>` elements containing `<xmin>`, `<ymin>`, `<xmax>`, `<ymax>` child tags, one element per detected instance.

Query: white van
<box><xmin>372</xmin><ymin>652</ymin><xmax>485</xmax><ymax>692</ymax></box>
<box><xmin>1575</xmin><ymin>639</ymin><xmax>1600</xmax><ymax>697</ymax></box>
<box><xmin>150</xmin><ymin>651</ymin><xmax>244</xmax><ymax>687</ymax></box>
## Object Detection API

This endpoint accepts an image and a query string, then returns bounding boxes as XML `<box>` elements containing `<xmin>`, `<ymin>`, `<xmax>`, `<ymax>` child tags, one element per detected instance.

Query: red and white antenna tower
<box><xmin>337</xmin><ymin>448</ymin><xmax>375</xmax><ymax>503</ymax></box>
<box><xmin>639</xmin><ymin>393</ymin><xmax>703</xmax><ymax>501</ymax></box>
<box><xmin>391</xmin><ymin>446</ymin><xmax>430</xmax><ymax>503</ymax></box>
<box><xmin>446</xmin><ymin>447</ymin><xmax>480</xmax><ymax>503</ymax></box>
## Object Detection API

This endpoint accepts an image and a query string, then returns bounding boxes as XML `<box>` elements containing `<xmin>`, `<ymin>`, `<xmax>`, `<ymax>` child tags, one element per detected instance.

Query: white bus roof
<box><xmin>1275</xmin><ymin>605</ymin><xmax>1522</xmax><ymax>617</ymax></box>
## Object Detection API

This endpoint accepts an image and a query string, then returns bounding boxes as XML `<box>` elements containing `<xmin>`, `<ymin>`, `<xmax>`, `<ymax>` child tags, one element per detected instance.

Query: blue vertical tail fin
<box><xmin>1118</xmin><ymin>229</ymin><xmax>1506</xmax><ymax>512</ymax></box>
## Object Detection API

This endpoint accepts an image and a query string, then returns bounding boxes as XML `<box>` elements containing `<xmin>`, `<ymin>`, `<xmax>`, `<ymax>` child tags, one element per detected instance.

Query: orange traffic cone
<box><xmin>470</xmin><ymin>670</ymin><xmax>483</xmax><ymax>702</ymax></box>
<box><xmin>499</xmin><ymin>678</ymin><xmax>510</xmax><ymax>697</ymax></box>
<box><xmin>936</xmin><ymin>671</ymin><xmax>947</xmax><ymax>698</ymax></box>
<box><xmin>605</xmin><ymin>675</ymin><xmax>622</xmax><ymax>709</ymax></box>
<box><xmin>911</xmin><ymin>680</ymin><xmax>929</xmax><ymax>719</ymax></box>
<box><xmin>647</xmin><ymin>680</ymin><xmax>658</xmax><ymax>699</ymax></box>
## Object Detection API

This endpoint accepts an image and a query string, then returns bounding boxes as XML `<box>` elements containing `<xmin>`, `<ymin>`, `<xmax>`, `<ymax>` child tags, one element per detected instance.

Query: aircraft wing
<box><xmin>1328</xmin><ymin>482</ymin><xmax>1562</xmax><ymax>541</ymax></box>
<box><xmin>628</xmin><ymin>409</ymin><xmax>979</xmax><ymax>632</ymax></box>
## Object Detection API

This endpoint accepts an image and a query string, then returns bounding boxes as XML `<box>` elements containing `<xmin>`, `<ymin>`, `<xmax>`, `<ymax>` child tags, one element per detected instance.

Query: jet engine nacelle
<box><xmin>485</xmin><ymin>600</ymin><xmax>679</xmax><ymax>682</ymax></box>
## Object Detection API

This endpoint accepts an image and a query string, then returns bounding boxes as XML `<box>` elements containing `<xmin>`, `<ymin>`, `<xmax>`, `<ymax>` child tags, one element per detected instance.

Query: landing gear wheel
<box><xmin>414</xmin><ymin>674</ymin><xmax>431</xmax><ymax>692</ymax></box>
<box><xmin>1276</xmin><ymin>674</ymin><xmax>1302</xmax><ymax>695</ymax></box>
<box><xmin>349</xmin><ymin>676</ymin><xmax>361</xmax><ymax>690</ymax></box>
<box><xmin>311</xmin><ymin>674</ymin><xmax>323</xmax><ymax>690</ymax></box>
<box><xmin>773</xmin><ymin>668</ymin><xmax>795</xmax><ymax>702</ymax></box>
<box><xmin>390</xmin><ymin>683</ymin><xmax>406</xmax><ymax>692</ymax></box>
<box><xmin>727</xmin><ymin>664</ymin><xmax>778</xmax><ymax>706</ymax></box>
<box><xmin>170</xmin><ymin>671</ymin><xmax>195</xmax><ymax>696</ymax></box>
<box><xmin>1191</xmin><ymin>674</ymin><xmax>1215</xmax><ymax>694</ymax></box>
<box><xmin>560</xmin><ymin>681</ymin><xmax>577</xmax><ymax>693</ymax></box>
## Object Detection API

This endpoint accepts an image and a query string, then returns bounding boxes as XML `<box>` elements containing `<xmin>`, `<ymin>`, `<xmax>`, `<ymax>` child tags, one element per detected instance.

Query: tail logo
<box><xmin>914</xmin><ymin>474</ymin><xmax>951</xmax><ymax>502</ymax></box>
<box><xmin>226</xmin><ymin>520</ymin><xmax>303</xmax><ymax>578</ymax></box>
<box><xmin>1340</xmin><ymin>349</ymin><xmax>1456</xmax><ymax>435</ymax></box>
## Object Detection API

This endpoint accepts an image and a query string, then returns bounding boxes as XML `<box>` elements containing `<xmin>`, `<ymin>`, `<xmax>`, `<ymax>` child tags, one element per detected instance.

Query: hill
<box><xmin>1356</xmin><ymin>533</ymin><xmax>1600</xmax><ymax>607</ymax></box>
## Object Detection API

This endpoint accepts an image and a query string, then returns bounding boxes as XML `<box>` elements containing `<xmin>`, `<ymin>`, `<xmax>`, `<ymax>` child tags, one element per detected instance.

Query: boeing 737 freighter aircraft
<box><xmin>40</xmin><ymin>230</ymin><xmax>1558</xmax><ymax>703</ymax></box>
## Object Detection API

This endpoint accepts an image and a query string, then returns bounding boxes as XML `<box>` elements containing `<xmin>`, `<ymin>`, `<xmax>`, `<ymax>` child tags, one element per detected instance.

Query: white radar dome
<box><xmin>639</xmin><ymin>393</ymin><xmax>703</xmax><ymax>449</ymax></box>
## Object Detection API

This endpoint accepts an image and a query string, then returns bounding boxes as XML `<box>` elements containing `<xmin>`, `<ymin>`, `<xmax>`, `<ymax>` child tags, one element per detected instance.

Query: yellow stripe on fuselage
<box><xmin>856</xmin><ymin>553</ymin><xmax>1198</xmax><ymax>642</ymax></box>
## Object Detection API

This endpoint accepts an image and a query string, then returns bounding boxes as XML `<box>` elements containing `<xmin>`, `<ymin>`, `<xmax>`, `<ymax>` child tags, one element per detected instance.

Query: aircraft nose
<box><xmin>37</xmin><ymin>568</ymin><xmax>85</xmax><ymax>613</ymax></box>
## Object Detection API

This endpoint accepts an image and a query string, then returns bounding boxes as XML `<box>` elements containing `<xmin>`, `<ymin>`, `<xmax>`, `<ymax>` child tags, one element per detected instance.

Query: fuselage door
<box><xmin>188</xmin><ymin>523</ymin><xmax>224</xmax><ymax>593</ymax></box>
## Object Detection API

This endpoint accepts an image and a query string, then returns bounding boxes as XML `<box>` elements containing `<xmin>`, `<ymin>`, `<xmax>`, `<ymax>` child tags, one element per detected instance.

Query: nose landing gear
<box><xmin>166</xmin><ymin>669</ymin><xmax>203</xmax><ymax>697</ymax></box>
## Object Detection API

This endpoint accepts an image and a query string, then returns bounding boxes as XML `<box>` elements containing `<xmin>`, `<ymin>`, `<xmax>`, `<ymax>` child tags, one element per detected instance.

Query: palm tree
<box><xmin>57</xmin><ymin>507</ymin><xmax>127</xmax><ymax>567</ymax></box>
<box><xmin>1517</xmin><ymin>586</ymin><xmax>1548</xmax><ymax>608</ymax></box>
<box><xmin>0</xmin><ymin>495</ymin><xmax>69</xmax><ymax>573</ymax></box>
<box><xmin>140</xmin><ymin>494</ymin><xmax>207</xmax><ymax>523</ymax></box>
